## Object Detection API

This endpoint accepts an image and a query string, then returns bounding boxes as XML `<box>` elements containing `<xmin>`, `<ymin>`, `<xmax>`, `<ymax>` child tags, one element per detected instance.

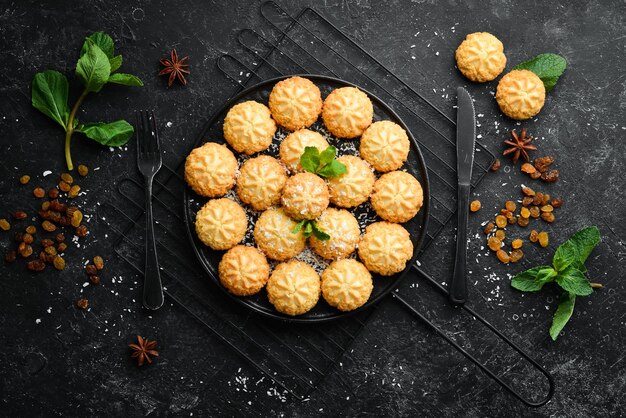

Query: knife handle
<box><xmin>450</xmin><ymin>183</ymin><xmax>470</xmax><ymax>305</ymax></box>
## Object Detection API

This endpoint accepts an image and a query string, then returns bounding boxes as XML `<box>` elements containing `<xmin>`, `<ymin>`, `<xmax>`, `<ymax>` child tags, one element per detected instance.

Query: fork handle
<box><xmin>143</xmin><ymin>177</ymin><xmax>164</xmax><ymax>310</ymax></box>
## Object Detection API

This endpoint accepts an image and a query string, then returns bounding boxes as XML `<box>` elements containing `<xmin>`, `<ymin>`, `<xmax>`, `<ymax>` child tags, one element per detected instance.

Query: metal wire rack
<box><xmin>100</xmin><ymin>1</ymin><xmax>554</xmax><ymax>405</ymax></box>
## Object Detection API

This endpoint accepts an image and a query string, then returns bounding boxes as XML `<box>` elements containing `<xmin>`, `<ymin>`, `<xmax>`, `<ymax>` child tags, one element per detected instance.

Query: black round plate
<box><xmin>183</xmin><ymin>75</ymin><xmax>430</xmax><ymax>323</ymax></box>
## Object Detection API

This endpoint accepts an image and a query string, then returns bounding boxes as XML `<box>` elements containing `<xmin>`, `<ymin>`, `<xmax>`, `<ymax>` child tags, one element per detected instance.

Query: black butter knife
<box><xmin>449</xmin><ymin>87</ymin><xmax>476</xmax><ymax>305</ymax></box>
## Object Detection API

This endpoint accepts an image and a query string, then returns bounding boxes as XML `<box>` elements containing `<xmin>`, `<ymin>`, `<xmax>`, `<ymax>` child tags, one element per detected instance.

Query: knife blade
<box><xmin>449</xmin><ymin>87</ymin><xmax>476</xmax><ymax>305</ymax></box>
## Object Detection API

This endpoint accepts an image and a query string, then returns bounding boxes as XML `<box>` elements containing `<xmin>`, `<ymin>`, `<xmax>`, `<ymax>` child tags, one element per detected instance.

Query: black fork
<box><xmin>136</xmin><ymin>110</ymin><xmax>164</xmax><ymax>310</ymax></box>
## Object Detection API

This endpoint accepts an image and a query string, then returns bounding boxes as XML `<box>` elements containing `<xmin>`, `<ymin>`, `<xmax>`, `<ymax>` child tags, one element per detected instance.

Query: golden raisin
<box><xmin>25</xmin><ymin>225</ymin><xmax>36</xmax><ymax>235</ymax></box>
<box><xmin>521</xmin><ymin>186</ymin><xmax>535</xmax><ymax>196</ymax></box>
<box><xmin>517</xmin><ymin>217</ymin><xmax>530</xmax><ymax>227</ymax></box>
<box><xmin>529</xmin><ymin>206</ymin><xmax>540</xmax><ymax>218</ymax></box>
<box><xmin>0</xmin><ymin>219</ymin><xmax>10</xmax><ymax>231</ymax></box>
<box><xmin>520</xmin><ymin>207</ymin><xmax>530</xmax><ymax>219</ymax></box>
<box><xmin>521</xmin><ymin>163</ymin><xmax>537</xmax><ymax>174</ymax></box>
<box><xmin>488</xmin><ymin>236</ymin><xmax>502</xmax><ymax>251</ymax></box>
<box><xmin>70</xmin><ymin>210</ymin><xmax>83</xmax><ymax>227</ymax></box>
<box><xmin>68</xmin><ymin>185</ymin><xmax>81</xmax><ymax>198</ymax></box>
<box><xmin>529</xmin><ymin>230</ymin><xmax>539</xmax><ymax>243</ymax></box>
<box><xmin>60</xmin><ymin>173</ymin><xmax>74</xmax><ymax>185</ymax></box>
<box><xmin>512</xmin><ymin>239</ymin><xmax>523</xmax><ymax>249</ymax></box>
<box><xmin>59</xmin><ymin>181</ymin><xmax>71</xmax><ymax>192</ymax></box>
<box><xmin>541</xmin><ymin>194</ymin><xmax>551</xmax><ymax>206</ymax></box>
<box><xmin>542</xmin><ymin>170</ymin><xmax>559</xmax><ymax>182</ymax></box>
<box><xmin>57</xmin><ymin>243</ymin><xmax>67</xmax><ymax>253</ymax></box>
<box><xmin>505</xmin><ymin>201</ymin><xmax>516</xmax><ymax>212</ymax></box>
<box><xmin>77</xmin><ymin>164</ymin><xmax>89</xmax><ymax>176</ymax></box>
<box><xmin>495</xmin><ymin>229</ymin><xmax>505</xmax><ymax>240</ymax></box>
<box><xmin>541</xmin><ymin>212</ymin><xmax>555</xmax><ymax>223</ymax></box>
<box><xmin>22</xmin><ymin>233</ymin><xmax>34</xmax><ymax>244</ymax></box>
<box><xmin>495</xmin><ymin>215</ymin><xmax>507</xmax><ymax>228</ymax></box>
<box><xmin>76</xmin><ymin>299</ymin><xmax>89</xmax><ymax>309</ymax></box>
<box><xmin>42</xmin><ymin>220</ymin><xmax>57</xmax><ymax>232</ymax></box>
<box><xmin>496</xmin><ymin>250</ymin><xmax>510</xmax><ymax>263</ymax></box>
<box><xmin>538</xmin><ymin>231</ymin><xmax>549</xmax><ymax>248</ymax></box>
<box><xmin>522</xmin><ymin>196</ymin><xmax>533</xmax><ymax>207</ymax></box>
<box><xmin>53</xmin><ymin>255</ymin><xmax>65</xmax><ymax>270</ymax></box>
<box><xmin>532</xmin><ymin>192</ymin><xmax>543</xmax><ymax>206</ymax></box>
<box><xmin>484</xmin><ymin>223</ymin><xmax>495</xmax><ymax>235</ymax></box>
<box><xmin>19</xmin><ymin>244</ymin><xmax>33</xmax><ymax>258</ymax></box>
<box><xmin>44</xmin><ymin>246</ymin><xmax>57</xmax><ymax>256</ymax></box>
<box><xmin>540</xmin><ymin>205</ymin><xmax>554</xmax><ymax>213</ymax></box>
<box><xmin>530</xmin><ymin>171</ymin><xmax>542</xmax><ymax>180</ymax></box>
<box><xmin>93</xmin><ymin>256</ymin><xmax>104</xmax><ymax>270</ymax></box>
<box><xmin>75</xmin><ymin>224</ymin><xmax>88</xmax><ymax>237</ymax></box>
<box><xmin>19</xmin><ymin>175</ymin><xmax>30</xmax><ymax>185</ymax></box>
<box><xmin>510</xmin><ymin>249</ymin><xmax>524</xmax><ymax>263</ymax></box>
<box><xmin>507</xmin><ymin>215</ymin><xmax>517</xmax><ymax>225</ymax></box>
<box><xmin>470</xmin><ymin>200</ymin><xmax>481</xmax><ymax>212</ymax></box>
<box><xmin>41</xmin><ymin>239</ymin><xmax>54</xmax><ymax>247</ymax></box>
<box><xmin>33</xmin><ymin>187</ymin><xmax>45</xmax><ymax>198</ymax></box>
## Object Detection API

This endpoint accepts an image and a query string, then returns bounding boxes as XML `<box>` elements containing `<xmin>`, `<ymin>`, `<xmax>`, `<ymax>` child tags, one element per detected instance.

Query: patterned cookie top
<box><xmin>322</xmin><ymin>87</ymin><xmax>373</xmax><ymax>139</ymax></box>
<box><xmin>195</xmin><ymin>198</ymin><xmax>247</xmax><ymax>251</ymax></box>
<box><xmin>496</xmin><ymin>69</ymin><xmax>546</xmax><ymax>120</ymax></box>
<box><xmin>266</xmin><ymin>260</ymin><xmax>321</xmax><ymax>316</ymax></box>
<box><xmin>358</xmin><ymin>221</ymin><xmax>413</xmax><ymax>276</ymax></box>
<box><xmin>237</xmin><ymin>155</ymin><xmax>287</xmax><ymax>211</ymax></box>
<box><xmin>281</xmin><ymin>172</ymin><xmax>329</xmax><ymax>220</ymax></box>
<box><xmin>223</xmin><ymin>100</ymin><xmax>276</xmax><ymax>154</ymax></box>
<box><xmin>218</xmin><ymin>245</ymin><xmax>270</xmax><ymax>296</ymax></box>
<box><xmin>279</xmin><ymin>129</ymin><xmax>329</xmax><ymax>173</ymax></box>
<box><xmin>269</xmin><ymin>76</ymin><xmax>323</xmax><ymax>131</ymax></box>
<box><xmin>321</xmin><ymin>259</ymin><xmax>373</xmax><ymax>312</ymax></box>
<box><xmin>327</xmin><ymin>155</ymin><xmax>375</xmax><ymax>208</ymax></box>
<box><xmin>185</xmin><ymin>142</ymin><xmax>238</xmax><ymax>197</ymax></box>
<box><xmin>370</xmin><ymin>171</ymin><xmax>423</xmax><ymax>223</ymax></box>
<box><xmin>254</xmin><ymin>207</ymin><xmax>306</xmax><ymax>261</ymax></box>
<box><xmin>360</xmin><ymin>121</ymin><xmax>410</xmax><ymax>172</ymax></box>
<box><xmin>455</xmin><ymin>32</ymin><xmax>507</xmax><ymax>83</ymax></box>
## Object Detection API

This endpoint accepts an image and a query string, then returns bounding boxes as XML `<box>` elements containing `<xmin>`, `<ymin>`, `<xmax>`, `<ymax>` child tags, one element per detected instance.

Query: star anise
<box><xmin>129</xmin><ymin>335</ymin><xmax>159</xmax><ymax>366</ymax></box>
<box><xmin>503</xmin><ymin>128</ymin><xmax>537</xmax><ymax>164</ymax></box>
<box><xmin>159</xmin><ymin>49</ymin><xmax>189</xmax><ymax>87</ymax></box>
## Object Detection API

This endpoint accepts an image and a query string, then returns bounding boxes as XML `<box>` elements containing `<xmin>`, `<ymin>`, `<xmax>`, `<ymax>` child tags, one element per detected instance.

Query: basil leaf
<box><xmin>550</xmin><ymin>292</ymin><xmax>576</xmax><ymax>341</ymax></box>
<box><xmin>311</xmin><ymin>222</ymin><xmax>330</xmax><ymax>241</ymax></box>
<box><xmin>81</xmin><ymin>32</ymin><xmax>114</xmax><ymax>59</ymax></box>
<box><xmin>567</xmin><ymin>226</ymin><xmax>600</xmax><ymax>264</ymax></box>
<box><xmin>300</xmin><ymin>146</ymin><xmax>320</xmax><ymax>173</ymax></box>
<box><xmin>553</xmin><ymin>240</ymin><xmax>578</xmax><ymax>272</ymax></box>
<box><xmin>317</xmin><ymin>160</ymin><xmax>347</xmax><ymax>178</ymax></box>
<box><xmin>108</xmin><ymin>73</ymin><xmax>143</xmax><ymax>87</ymax></box>
<box><xmin>31</xmin><ymin>70</ymin><xmax>70</xmax><ymax>130</ymax></box>
<box><xmin>511</xmin><ymin>266</ymin><xmax>556</xmax><ymax>292</ymax></box>
<box><xmin>514</xmin><ymin>53</ymin><xmax>567</xmax><ymax>93</ymax></box>
<box><xmin>303</xmin><ymin>222</ymin><xmax>313</xmax><ymax>238</ymax></box>
<box><xmin>76</xmin><ymin>120</ymin><xmax>134</xmax><ymax>146</ymax></box>
<box><xmin>109</xmin><ymin>55</ymin><xmax>123</xmax><ymax>73</ymax></box>
<box><xmin>318</xmin><ymin>146</ymin><xmax>337</xmax><ymax>168</ymax></box>
<box><xmin>555</xmin><ymin>266</ymin><xmax>593</xmax><ymax>296</ymax></box>
<box><xmin>291</xmin><ymin>219</ymin><xmax>306</xmax><ymax>234</ymax></box>
<box><xmin>76</xmin><ymin>43</ymin><xmax>111</xmax><ymax>93</ymax></box>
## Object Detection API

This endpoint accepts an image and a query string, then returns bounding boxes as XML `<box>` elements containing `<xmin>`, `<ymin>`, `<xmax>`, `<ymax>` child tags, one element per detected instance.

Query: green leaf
<box><xmin>300</xmin><ymin>146</ymin><xmax>320</xmax><ymax>174</ymax></box>
<box><xmin>109</xmin><ymin>55</ymin><xmax>123</xmax><ymax>73</ymax></box>
<box><xmin>108</xmin><ymin>73</ymin><xmax>143</xmax><ymax>86</ymax></box>
<box><xmin>303</xmin><ymin>222</ymin><xmax>313</xmax><ymax>238</ymax></box>
<box><xmin>76</xmin><ymin>120</ymin><xmax>134</xmax><ymax>146</ymax></box>
<box><xmin>511</xmin><ymin>266</ymin><xmax>556</xmax><ymax>292</ymax></box>
<box><xmin>568</xmin><ymin>226</ymin><xmax>600</xmax><ymax>264</ymax></box>
<box><xmin>550</xmin><ymin>292</ymin><xmax>576</xmax><ymax>341</ymax></box>
<box><xmin>556</xmin><ymin>267</ymin><xmax>593</xmax><ymax>296</ymax></box>
<box><xmin>31</xmin><ymin>70</ymin><xmax>70</xmax><ymax>130</ymax></box>
<box><xmin>81</xmin><ymin>32</ymin><xmax>114</xmax><ymax>58</ymax></box>
<box><xmin>553</xmin><ymin>240</ymin><xmax>578</xmax><ymax>272</ymax></box>
<box><xmin>76</xmin><ymin>43</ymin><xmax>111</xmax><ymax>93</ymax></box>
<box><xmin>514</xmin><ymin>53</ymin><xmax>567</xmax><ymax>92</ymax></box>
<box><xmin>291</xmin><ymin>219</ymin><xmax>306</xmax><ymax>234</ymax></box>
<box><xmin>311</xmin><ymin>222</ymin><xmax>330</xmax><ymax>241</ymax></box>
<box><xmin>317</xmin><ymin>160</ymin><xmax>347</xmax><ymax>178</ymax></box>
<box><xmin>318</xmin><ymin>146</ymin><xmax>337</xmax><ymax>168</ymax></box>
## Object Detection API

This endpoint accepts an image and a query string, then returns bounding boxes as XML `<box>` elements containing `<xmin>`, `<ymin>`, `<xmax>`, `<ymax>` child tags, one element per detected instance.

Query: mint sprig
<box><xmin>511</xmin><ymin>226</ymin><xmax>601</xmax><ymax>340</ymax></box>
<box><xmin>300</xmin><ymin>146</ymin><xmax>346</xmax><ymax>178</ymax></box>
<box><xmin>514</xmin><ymin>53</ymin><xmax>567</xmax><ymax>93</ymax></box>
<box><xmin>31</xmin><ymin>31</ymin><xmax>143</xmax><ymax>170</ymax></box>
<box><xmin>291</xmin><ymin>219</ymin><xmax>330</xmax><ymax>241</ymax></box>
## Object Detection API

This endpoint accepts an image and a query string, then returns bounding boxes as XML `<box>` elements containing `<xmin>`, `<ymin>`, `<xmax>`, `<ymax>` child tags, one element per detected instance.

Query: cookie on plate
<box><xmin>236</xmin><ymin>155</ymin><xmax>287</xmax><ymax>211</ymax></box>
<box><xmin>322</xmin><ymin>87</ymin><xmax>373</xmax><ymax>138</ymax></box>
<box><xmin>223</xmin><ymin>100</ymin><xmax>276</xmax><ymax>155</ymax></box>
<box><xmin>370</xmin><ymin>171</ymin><xmax>423</xmax><ymax>223</ymax></box>
<box><xmin>279</xmin><ymin>129</ymin><xmax>330</xmax><ymax>173</ymax></box>
<box><xmin>321</xmin><ymin>259</ymin><xmax>373</xmax><ymax>312</ymax></box>
<box><xmin>267</xmin><ymin>260</ymin><xmax>321</xmax><ymax>316</ymax></box>
<box><xmin>195</xmin><ymin>198</ymin><xmax>247</xmax><ymax>250</ymax></box>
<box><xmin>358</xmin><ymin>221</ymin><xmax>413</xmax><ymax>276</ymax></box>
<box><xmin>254</xmin><ymin>207</ymin><xmax>306</xmax><ymax>261</ymax></box>
<box><xmin>309</xmin><ymin>208</ymin><xmax>360</xmax><ymax>260</ymax></box>
<box><xmin>496</xmin><ymin>69</ymin><xmax>546</xmax><ymax>120</ymax></box>
<box><xmin>269</xmin><ymin>76</ymin><xmax>323</xmax><ymax>131</ymax></box>
<box><xmin>327</xmin><ymin>155</ymin><xmax>375</xmax><ymax>208</ymax></box>
<box><xmin>360</xmin><ymin>121</ymin><xmax>410</xmax><ymax>172</ymax></box>
<box><xmin>218</xmin><ymin>245</ymin><xmax>270</xmax><ymax>296</ymax></box>
<box><xmin>455</xmin><ymin>32</ymin><xmax>507</xmax><ymax>83</ymax></box>
<box><xmin>185</xmin><ymin>142</ymin><xmax>238</xmax><ymax>197</ymax></box>
<box><xmin>281</xmin><ymin>173</ymin><xmax>329</xmax><ymax>220</ymax></box>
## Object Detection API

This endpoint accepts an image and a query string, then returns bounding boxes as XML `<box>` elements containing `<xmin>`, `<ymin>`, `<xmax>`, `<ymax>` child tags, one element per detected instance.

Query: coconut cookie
<box><xmin>281</xmin><ymin>173</ymin><xmax>330</xmax><ymax>220</ymax></box>
<box><xmin>269</xmin><ymin>76</ymin><xmax>323</xmax><ymax>131</ymax></box>
<box><xmin>455</xmin><ymin>32</ymin><xmax>507</xmax><ymax>83</ymax></box>
<box><xmin>254</xmin><ymin>207</ymin><xmax>306</xmax><ymax>261</ymax></box>
<box><xmin>360</xmin><ymin>121</ymin><xmax>410</xmax><ymax>173</ymax></box>
<box><xmin>185</xmin><ymin>142</ymin><xmax>238</xmax><ymax>198</ymax></box>
<box><xmin>266</xmin><ymin>260</ymin><xmax>321</xmax><ymax>316</ymax></box>
<box><xmin>279</xmin><ymin>129</ymin><xmax>329</xmax><ymax>173</ymax></box>
<box><xmin>496</xmin><ymin>69</ymin><xmax>546</xmax><ymax>120</ymax></box>
<box><xmin>322</xmin><ymin>87</ymin><xmax>373</xmax><ymax>139</ymax></box>
<box><xmin>195</xmin><ymin>198</ymin><xmax>247</xmax><ymax>250</ymax></box>
<box><xmin>309</xmin><ymin>208</ymin><xmax>360</xmax><ymax>260</ymax></box>
<box><xmin>223</xmin><ymin>100</ymin><xmax>276</xmax><ymax>155</ymax></box>
<box><xmin>358</xmin><ymin>222</ymin><xmax>413</xmax><ymax>276</ymax></box>
<box><xmin>321</xmin><ymin>259</ymin><xmax>373</xmax><ymax>312</ymax></box>
<box><xmin>218</xmin><ymin>245</ymin><xmax>270</xmax><ymax>296</ymax></box>
<box><xmin>236</xmin><ymin>155</ymin><xmax>287</xmax><ymax>211</ymax></box>
<box><xmin>370</xmin><ymin>171</ymin><xmax>423</xmax><ymax>223</ymax></box>
<box><xmin>327</xmin><ymin>155</ymin><xmax>375</xmax><ymax>208</ymax></box>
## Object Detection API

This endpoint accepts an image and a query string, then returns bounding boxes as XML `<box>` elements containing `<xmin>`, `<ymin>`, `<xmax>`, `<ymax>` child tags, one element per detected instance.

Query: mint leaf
<box><xmin>317</xmin><ymin>160</ymin><xmax>347</xmax><ymax>178</ymax></box>
<box><xmin>108</xmin><ymin>73</ymin><xmax>143</xmax><ymax>86</ymax></box>
<box><xmin>76</xmin><ymin>43</ymin><xmax>111</xmax><ymax>93</ymax></box>
<box><xmin>514</xmin><ymin>53</ymin><xmax>567</xmax><ymax>92</ymax></box>
<box><xmin>303</xmin><ymin>222</ymin><xmax>313</xmax><ymax>238</ymax></box>
<box><xmin>109</xmin><ymin>55</ymin><xmax>123</xmax><ymax>73</ymax></box>
<box><xmin>311</xmin><ymin>222</ymin><xmax>330</xmax><ymax>241</ymax></box>
<box><xmin>300</xmin><ymin>146</ymin><xmax>320</xmax><ymax>174</ymax></box>
<box><xmin>81</xmin><ymin>32</ymin><xmax>114</xmax><ymax>59</ymax></box>
<box><xmin>553</xmin><ymin>240</ymin><xmax>578</xmax><ymax>272</ymax></box>
<box><xmin>31</xmin><ymin>70</ymin><xmax>70</xmax><ymax>130</ymax></box>
<box><xmin>555</xmin><ymin>266</ymin><xmax>593</xmax><ymax>296</ymax></box>
<box><xmin>511</xmin><ymin>266</ymin><xmax>556</xmax><ymax>292</ymax></box>
<box><xmin>318</xmin><ymin>146</ymin><xmax>337</xmax><ymax>168</ymax></box>
<box><xmin>291</xmin><ymin>219</ymin><xmax>306</xmax><ymax>234</ymax></box>
<box><xmin>76</xmin><ymin>120</ymin><xmax>133</xmax><ymax>146</ymax></box>
<box><xmin>568</xmin><ymin>226</ymin><xmax>600</xmax><ymax>264</ymax></box>
<box><xmin>550</xmin><ymin>292</ymin><xmax>576</xmax><ymax>341</ymax></box>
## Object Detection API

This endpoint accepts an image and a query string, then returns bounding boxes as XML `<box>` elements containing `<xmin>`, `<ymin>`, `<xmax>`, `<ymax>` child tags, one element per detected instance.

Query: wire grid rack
<box><xmin>100</xmin><ymin>1</ymin><xmax>554</xmax><ymax>404</ymax></box>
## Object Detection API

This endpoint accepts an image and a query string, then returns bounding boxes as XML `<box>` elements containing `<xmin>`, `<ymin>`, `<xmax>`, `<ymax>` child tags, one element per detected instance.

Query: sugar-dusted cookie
<box><xmin>358</xmin><ymin>221</ymin><xmax>413</xmax><ymax>276</ymax></box>
<box><xmin>254</xmin><ymin>207</ymin><xmax>306</xmax><ymax>261</ymax></box>
<box><xmin>321</xmin><ymin>259</ymin><xmax>373</xmax><ymax>312</ymax></box>
<box><xmin>281</xmin><ymin>173</ymin><xmax>329</xmax><ymax>220</ymax></box>
<box><xmin>269</xmin><ymin>76</ymin><xmax>323</xmax><ymax>131</ymax></box>
<box><xmin>223</xmin><ymin>100</ymin><xmax>276</xmax><ymax>155</ymax></box>
<box><xmin>309</xmin><ymin>208</ymin><xmax>360</xmax><ymax>260</ymax></box>
<box><xmin>322</xmin><ymin>87</ymin><xmax>373</xmax><ymax>139</ymax></box>
<box><xmin>185</xmin><ymin>142</ymin><xmax>238</xmax><ymax>197</ymax></box>
<box><xmin>237</xmin><ymin>155</ymin><xmax>287</xmax><ymax>211</ymax></box>
<box><xmin>327</xmin><ymin>155</ymin><xmax>375</xmax><ymax>208</ymax></box>
<box><xmin>360</xmin><ymin>121</ymin><xmax>410</xmax><ymax>172</ymax></box>
<box><xmin>266</xmin><ymin>260</ymin><xmax>321</xmax><ymax>316</ymax></box>
<box><xmin>455</xmin><ymin>32</ymin><xmax>507</xmax><ymax>83</ymax></box>
<box><xmin>279</xmin><ymin>129</ymin><xmax>329</xmax><ymax>174</ymax></box>
<box><xmin>195</xmin><ymin>198</ymin><xmax>247</xmax><ymax>250</ymax></box>
<box><xmin>370</xmin><ymin>171</ymin><xmax>423</xmax><ymax>223</ymax></box>
<box><xmin>218</xmin><ymin>245</ymin><xmax>270</xmax><ymax>296</ymax></box>
<box><xmin>496</xmin><ymin>69</ymin><xmax>546</xmax><ymax>120</ymax></box>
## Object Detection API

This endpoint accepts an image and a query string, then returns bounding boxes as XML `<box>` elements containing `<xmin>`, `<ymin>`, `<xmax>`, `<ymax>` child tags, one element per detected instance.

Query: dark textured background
<box><xmin>1</xmin><ymin>0</ymin><xmax>625</xmax><ymax>416</ymax></box>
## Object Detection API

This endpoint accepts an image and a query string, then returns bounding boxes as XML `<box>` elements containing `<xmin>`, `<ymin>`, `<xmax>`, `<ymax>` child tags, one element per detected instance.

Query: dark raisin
<box><xmin>85</xmin><ymin>264</ymin><xmax>98</xmax><ymax>275</ymax></box>
<box><xmin>75</xmin><ymin>225</ymin><xmax>88</xmax><ymax>237</ymax></box>
<box><xmin>27</xmin><ymin>260</ymin><xmax>46</xmax><ymax>272</ymax></box>
<box><xmin>490</xmin><ymin>159</ymin><xmax>501</xmax><ymax>172</ymax></box>
<box><xmin>48</xmin><ymin>188</ymin><xmax>60</xmax><ymax>199</ymax></box>
<box><xmin>13</xmin><ymin>211</ymin><xmax>28</xmax><ymax>220</ymax></box>
<box><xmin>5</xmin><ymin>251</ymin><xmax>17</xmax><ymax>263</ymax></box>
<box><xmin>89</xmin><ymin>275</ymin><xmax>101</xmax><ymax>285</ymax></box>
<box><xmin>551</xmin><ymin>198</ymin><xmax>563</xmax><ymax>208</ymax></box>
<box><xmin>55</xmin><ymin>233</ymin><xmax>65</xmax><ymax>242</ymax></box>
<box><xmin>76</xmin><ymin>299</ymin><xmax>89</xmax><ymax>309</ymax></box>
<box><xmin>33</xmin><ymin>187</ymin><xmax>45</xmax><ymax>198</ymax></box>
<box><xmin>541</xmin><ymin>170</ymin><xmax>559</xmax><ymax>182</ymax></box>
<box><xmin>42</xmin><ymin>220</ymin><xmax>57</xmax><ymax>232</ymax></box>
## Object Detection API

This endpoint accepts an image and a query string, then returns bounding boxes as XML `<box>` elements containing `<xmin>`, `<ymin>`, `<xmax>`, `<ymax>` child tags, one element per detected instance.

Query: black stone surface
<box><xmin>1</xmin><ymin>0</ymin><xmax>625</xmax><ymax>416</ymax></box>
